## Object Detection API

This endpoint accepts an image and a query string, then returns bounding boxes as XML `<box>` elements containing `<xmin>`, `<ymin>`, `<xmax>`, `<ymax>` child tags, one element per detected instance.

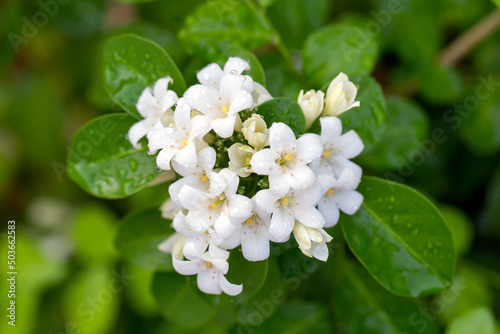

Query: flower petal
<box><xmin>228</xmin><ymin>90</ymin><xmax>253</xmax><ymax>114</ymax></box>
<box><xmin>308</xmin><ymin>241</ymin><xmax>329</xmax><ymax>261</ymax></box>
<box><xmin>197</xmin><ymin>268</ymin><xmax>222</xmax><ymax>295</ymax></box>
<box><xmin>335</xmin><ymin>189</ymin><xmax>364</xmax><ymax>215</ymax></box>
<box><xmin>336</xmin><ymin>130</ymin><xmax>364</xmax><ymax>159</ymax></box>
<box><xmin>223</xmin><ymin>57</ymin><xmax>250</xmax><ymax>75</ymax></box>
<box><xmin>268</xmin><ymin>122</ymin><xmax>296</xmax><ymax>153</ymax></box>
<box><xmin>228</xmin><ymin>194</ymin><xmax>252</xmax><ymax>219</ymax></box>
<box><xmin>128</xmin><ymin>120</ymin><xmax>152</xmax><ymax>149</ymax></box>
<box><xmin>254</xmin><ymin>189</ymin><xmax>281</xmax><ymax>215</ymax></box>
<box><xmin>173</xmin><ymin>142</ymin><xmax>198</xmax><ymax>169</ymax></box>
<box><xmin>197</xmin><ymin>63</ymin><xmax>224</xmax><ymax>88</ymax></box>
<box><xmin>286</xmin><ymin>165</ymin><xmax>317</xmax><ymax>193</ymax></box>
<box><xmin>269</xmin><ymin>173</ymin><xmax>291</xmax><ymax>197</ymax></box>
<box><xmin>155</xmin><ymin>146</ymin><xmax>178</xmax><ymax>170</ymax></box>
<box><xmin>320</xmin><ymin>117</ymin><xmax>342</xmax><ymax>144</ymax></box>
<box><xmin>172</xmin><ymin>257</ymin><xmax>201</xmax><ymax>275</ymax></box>
<box><xmin>241</xmin><ymin>223</ymin><xmax>270</xmax><ymax>261</ymax></box>
<box><xmin>294</xmin><ymin>133</ymin><xmax>323</xmax><ymax>164</ymax></box>
<box><xmin>318</xmin><ymin>198</ymin><xmax>340</xmax><ymax>228</ymax></box>
<box><xmin>269</xmin><ymin>205</ymin><xmax>294</xmax><ymax>243</ymax></box>
<box><xmin>292</xmin><ymin>206</ymin><xmax>325</xmax><ymax>229</ymax></box>
<box><xmin>178</xmin><ymin>185</ymin><xmax>210</xmax><ymax>210</ymax></box>
<box><xmin>218</xmin><ymin>273</ymin><xmax>243</xmax><ymax>296</ymax></box>
<box><xmin>211</xmin><ymin>115</ymin><xmax>237</xmax><ymax>138</ymax></box>
<box><xmin>250</xmin><ymin>149</ymin><xmax>280</xmax><ymax>176</ymax></box>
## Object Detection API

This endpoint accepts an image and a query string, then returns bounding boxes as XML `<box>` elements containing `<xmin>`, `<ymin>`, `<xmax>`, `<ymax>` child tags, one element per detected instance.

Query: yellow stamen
<box><xmin>200</xmin><ymin>175</ymin><xmax>209</xmax><ymax>182</ymax></box>
<box><xmin>182</xmin><ymin>138</ymin><xmax>188</xmax><ymax>146</ymax></box>
<box><xmin>282</xmin><ymin>197</ymin><xmax>289</xmax><ymax>206</ymax></box>
<box><xmin>323</xmin><ymin>150</ymin><xmax>330</xmax><ymax>157</ymax></box>
<box><xmin>327</xmin><ymin>189</ymin><xmax>334</xmax><ymax>195</ymax></box>
<box><xmin>209</xmin><ymin>203</ymin><xmax>218</xmax><ymax>210</ymax></box>
<box><xmin>246</xmin><ymin>218</ymin><xmax>253</xmax><ymax>225</ymax></box>
<box><xmin>221</xmin><ymin>105</ymin><xmax>229</xmax><ymax>113</ymax></box>
<box><xmin>205</xmin><ymin>262</ymin><xmax>212</xmax><ymax>268</ymax></box>
<box><xmin>245</xmin><ymin>157</ymin><xmax>251</xmax><ymax>166</ymax></box>
<box><xmin>284</xmin><ymin>153</ymin><xmax>293</xmax><ymax>161</ymax></box>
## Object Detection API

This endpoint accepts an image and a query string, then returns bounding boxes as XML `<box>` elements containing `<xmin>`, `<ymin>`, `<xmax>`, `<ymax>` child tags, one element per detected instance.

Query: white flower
<box><xmin>173</xmin><ymin>241</ymin><xmax>243</xmax><ymax>296</ymax></box>
<box><xmin>176</xmin><ymin>169</ymin><xmax>252</xmax><ymax>240</ymax></box>
<box><xmin>311</xmin><ymin>116</ymin><xmax>364</xmax><ymax>181</ymax></box>
<box><xmin>147</xmin><ymin>98</ymin><xmax>210</xmax><ymax>170</ymax></box>
<box><xmin>254</xmin><ymin>186</ymin><xmax>325</xmax><ymax>243</ymax></box>
<box><xmin>169</xmin><ymin>147</ymin><xmax>227</xmax><ymax>206</ymax></box>
<box><xmin>128</xmin><ymin>77</ymin><xmax>178</xmax><ymax>149</ymax></box>
<box><xmin>298</xmin><ymin>89</ymin><xmax>325</xmax><ymax>129</ymax></box>
<box><xmin>239</xmin><ymin>210</ymin><xmax>271</xmax><ymax>262</ymax></box>
<box><xmin>158</xmin><ymin>232</ymin><xmax>186</xmax><ymax>260</ymax></box>
<box><xmin>184</xmin><ymin>73</ymin><xmax>254</xmax><ymax>138</ymax></box>
<box><xmin>317</xmin><ymin>169</ymin><xmax>363</xmax><ymax>227</ymax></box>
<box><xmin>323</xmin><ymin>72</ymin><xmax>360</xmax><ymax>117</ymax></box>
<box><xmin>228</xmin><ymin>143</ymin><xmax>254</xmax><ymax>178</ymax></box>
<box><xmin>250</xmin><ymin>123</ymin><xmax>323</xmax><ymax>196</ymax></box>
<box><xmin>293</xmin><ymin>221</ymin><xmax>333</xmax><ymax>261</ymax></box>
<box><xmin>160</xmin><ymin>198</ymin><xmax>181</xmax><ymax>220</ymax></box>
<box><xmin>196</xmin><ymin>57</ymin><xmax>251</xmax><ymax>90</ymax></box>
<box><xmin>241</xmin><ymin>114</ymin><xmax>268</xmax><ymax>150</ymax></box>
<box><xmin>252</xmin><ymin>82</ymin><xmax>273</xmax><ymax>106</ymax></box>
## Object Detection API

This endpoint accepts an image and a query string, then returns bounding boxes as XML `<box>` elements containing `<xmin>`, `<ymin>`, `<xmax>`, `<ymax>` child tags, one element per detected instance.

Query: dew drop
<box><xmin>233</xmin><ymin>207</ymin><xmax>240</xmax><ymax>214</ymax></box>
<box><xmin>203</xmin><ymin>73</ymin><xmax>210</xmax><ymax>80</ymax></box>
<box><xmin>156</xmin><ymin>166</ymin><xmax>162</xmax><ymax>172</ymax></box>
<box><xmin>230</xmin><ymin>69</ymin><xmax>238</xmax><ymax>75</ymax></box>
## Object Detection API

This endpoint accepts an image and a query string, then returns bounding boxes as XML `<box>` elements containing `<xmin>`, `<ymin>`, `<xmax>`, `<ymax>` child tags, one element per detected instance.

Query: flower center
<box><xmin>282</xmin><ymin>197</ymin><xmax>289</xmax><ymax>206</ymax></box>
<box><xmin>246</xmin><ymin>218</ymin><xmax>253</xmax><ymax>225</ymax></box>
<box><xmin>221</xmin><ymin>105</ymin><xmax>229</xmax><ymax>113</ymax></box>
<box><xmin>209</xmin><ymin>197</ymin><xmax>225</xmax><ymax>210</ymax></box>
<box><xmin>323</xmin><ymin>150</ymin><xmax>330</xmax><ymax>157</ymax></box>
<box><xmin>327</xmin><ymin>189</ymin><xmax>334</xmax><ymax>195</ymax></box>
<box><xmin>205</xmin><ymin>262</ymin><xmax>212</xmax><ymax>268</ymax></box>
<box><xmin>245</xmin><ymin>157</ymin><xmax>251</xmax><ymax>166</ymax></box>
<box><xmin>182</xmin><ymin>138</ymin><xmax>188</xmax><ymax>146</ymax></box>
<box><xmin>200</xmin><ymin>174</ymin><xmax>209</xmax><ymax>182</ymax></box>
<box><xmin>284</xmin><ymin>153</ymin><xmax>293</xmax><ymax>161</ymax></box>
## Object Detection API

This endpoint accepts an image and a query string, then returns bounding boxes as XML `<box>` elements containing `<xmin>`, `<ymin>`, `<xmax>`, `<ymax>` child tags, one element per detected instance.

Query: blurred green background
<box><xmin>1</xmin><ymin>0</ymin><xmax>500</xmax><ymax>333</ymax></box>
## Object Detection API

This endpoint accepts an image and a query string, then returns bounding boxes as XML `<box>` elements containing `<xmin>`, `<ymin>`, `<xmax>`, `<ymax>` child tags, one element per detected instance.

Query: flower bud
<box><xmin>242</xmin><ymin>114</ymin><xmax>268</xmax><ymax>150</ymax></box>
<box><xmin>323</xmin><ymin>72</ymin><xmax>360</xmax><ymax>117</ymax></box>
<box><xmin>298</xmin><ymin>89</ymin><xmax>325</xmax><ymax>129</ymax></box>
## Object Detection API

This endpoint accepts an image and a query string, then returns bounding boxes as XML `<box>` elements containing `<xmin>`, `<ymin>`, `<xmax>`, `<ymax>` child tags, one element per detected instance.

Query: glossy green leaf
<box><xmin>267</xmin><ymin>0</ymin><xmax>330</xmax><ymax>50</ymax></box>
<box><xmin>334</xmin><ymin>261</ymin><xmax>439</xmax><ymax>334</ymax></box>
<box><xmin>73</xmin><ymin>203</ymin><xmax>118</xmax><ymax>265</ymax></box>
<box><xmin>115</xmin><ymin>207</ymin><xmax>174</xmax><ymax>271</ymax></box>
<box><xmin>226</xmin><ymin>249</ymin><xmax>268</xmax><ymax>303</ymax></box>
<box><xmin>124</xmin><ymin>265</ymin><xmax>158</xmax><ymax>317</ymax></box>
<box><xmin>437</xmin><ymin>265</ymin><xmax>494</xmax><ymax>324</ymax></box>
<box><xmin>440</xmin><ymin>205</ymin><xmax>474</xmax><ymax>257</ymax></box>
<box><xmin>445</xmin><ymin>307</ymin><xmax>496</xmax><ymax>334</ymax></box>
<box><xmin>152</xmin><ymin>272</ymin><xmax>217</xmax><ymax>328</ymax></box>
<box><xmin>359</xmin><ymin>96</ymin><xmax>429</xmax><ymax>169</ymax></box>
<box><xmin>67</xmin><ymin>114</ymin><xmax>159</xmax><ymax>199</ymax></box>
<box><xmin>341</xmin><ymin>176</ymin><xmax>456</xmax><ymax>297</ymax></box>
<box><xmin>103</xmin><ymin>34</ymin><xmax>186</xmax><ymax>119</ymax></box>
<box><xmin>255</xmin><ymin>97</ymin><xmax>306</xmax><ymax>136</ymax></box>
<box><xmin>339</xmin><ymin>76</ymin><xmax>388</xmax><ymax>153</ymax></box>
<box><xmin>179</xmin><ymin>0</ymin><xmax>272</xmax><ymax>59</ymax></box>
<box><xmin>303</xmin><ymin>23</ymin><xmax>379</xmax><ymax>87</ymax></box>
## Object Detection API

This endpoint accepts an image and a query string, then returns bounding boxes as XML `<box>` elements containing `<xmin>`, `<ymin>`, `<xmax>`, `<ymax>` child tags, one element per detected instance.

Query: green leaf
<box><xmin>334</xmin><ymin>261</ymin><xmax>439</xmax><ymax>334</ymax></box>
<box><xmin>359</xmin><ymin>96</ymin><xmax>429</xmax><ymax>169</ymax></box>
<box><xmin>480</xmin><ymin>166</ymin><xmax>500</xmax><ymax>237</ymax></box>
<box><xmin>303</xmin><ymin>23</ymin><xmax>379</xmax><ymax>87</ymax></box>
<box><xmin>494</xmin><ymin>0</ymin><xmax>500</xmax><ymax>7</ymax></box>
<box><xmin>115</xmin><ymin>207</ymin><xmax>174</xmax><ymax>271</ymax></box>
<box><xmin>67</xmin><ymin>114</ymin><xmax>159</xmax><ymax>199</ymax></box>
<box><xmin>226</xmin><ymin>249</ymin><xmax>268</xmax><ymax>303</ymax></box>
<box><xmin>266</xmin><ymin>0</ymin><xmax>330</xmax><ymax>50</ymax></box>
<box><xmin>73</xmin><ymin>203</ymin><xmax>118</xmax><ymax>265</ymax></box>
<box><xmin>179</xmin><ymin>0</ymin><xmax>272</xmax><ymax>59</ymax></box>
<box><xmin>255</xmin><ymin>97</ymin><xmax>306</xmax><ymax>136</ymax></box>
<box><xmin>103</xmin><ymin>33</ymin><xmax>186</xmax><ymax>119</ymax></box>
<box><xmin>440</xmin><ymin>205</ymin><xmax>474</xmax><ymax>257</ymax></box>
<box><xmin>231</xmin><ymin>303</ymin><xmax>331</xmax><ymax>334</ymax></box>
<box><xmin>339</xmin><ymin>76</ymin><xmax>388</xmax><ymax>153</ymax></box>
<box><xmin>445</xmin><ymin>307</ymin><xmax>496</xmax><ymax>334</ymax></box>
<box><xmin>341</xmin><ymin>176</ymin><xmax>456</xmax><ymax>297</ymax></box>
<box><xmin>152</xmin><ymin>272</ymin><xmax>217</xmax><ymax>328</ymax></box>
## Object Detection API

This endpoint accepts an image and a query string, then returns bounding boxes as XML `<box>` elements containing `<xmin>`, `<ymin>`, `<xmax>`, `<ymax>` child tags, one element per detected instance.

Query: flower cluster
<box><xmin>128</xmin><ymin>57</ymin><xmax>364</xmax><ymax>296</ymax></box>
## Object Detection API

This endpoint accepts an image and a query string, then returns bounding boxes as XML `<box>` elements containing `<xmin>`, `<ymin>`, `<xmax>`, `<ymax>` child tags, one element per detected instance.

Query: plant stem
<box><xmin>439</xmin><ymin>9</ymin><xmax>500</xmax><ymax>67</ymax></box>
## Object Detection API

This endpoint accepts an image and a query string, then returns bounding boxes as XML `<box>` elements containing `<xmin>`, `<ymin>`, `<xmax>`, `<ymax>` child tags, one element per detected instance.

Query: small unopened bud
<box><xmin>297</xmin><ymin>89</ymin><xmax>325</xmax><ymax>129</ymax></box>
<box><xmin>323</xmin><ymin>72</ymin><xmax>360</xmax><ymax>117</ymax></box>
<box><xmin>242</xmin><ymin>114</ymin><xmax>268</xmax><ymax>150</ymax></box>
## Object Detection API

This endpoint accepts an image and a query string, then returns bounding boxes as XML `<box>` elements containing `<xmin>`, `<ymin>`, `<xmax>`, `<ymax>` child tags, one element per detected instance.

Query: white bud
<box><xmin>323</xmin><ymin>72</ymin><xmax>360</xmax><ymax>117</ymax></box>
<box><xmin>158</xmin><ymin>233</ymin><xmax>186</xmax><ymax>260</ymax></box>
<box><xmin>297</xmin><ymin>89</ymin><xmax>325</xmax><ymax>129</ymax></box>
<box><xmin>242</xmin><ymin>114</ymin><xmax>268</xmax><ymax>150</ymax></box>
